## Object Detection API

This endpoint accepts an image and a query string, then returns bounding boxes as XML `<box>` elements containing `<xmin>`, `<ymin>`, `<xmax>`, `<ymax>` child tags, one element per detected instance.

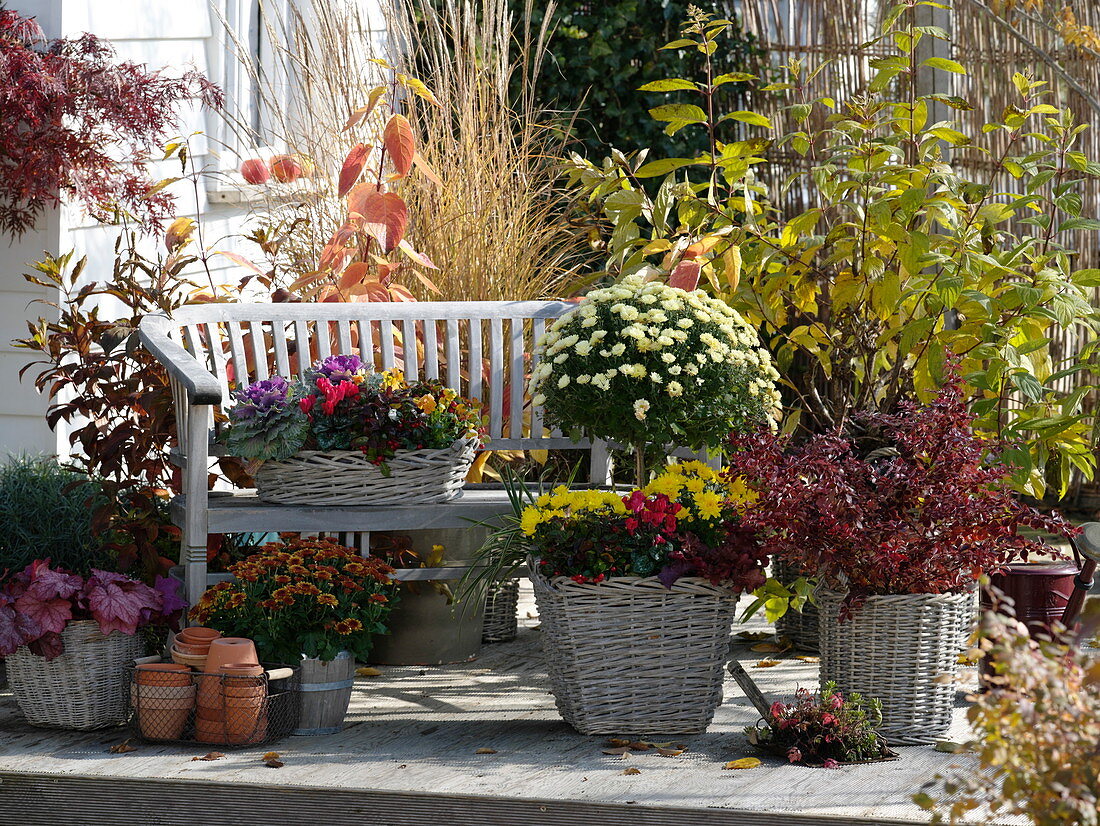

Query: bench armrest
<box><xmin>138</xmin><ymin>314</ymin><xmax>222</xmax><ymax>405</ymax></box>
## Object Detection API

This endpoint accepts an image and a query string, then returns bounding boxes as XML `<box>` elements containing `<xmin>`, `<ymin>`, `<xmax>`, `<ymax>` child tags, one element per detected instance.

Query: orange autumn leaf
<box><xmin>338</xmin><ymin>143</ymin><xmax>371</xmax><ymax>197</ymax></box>
<box><xmin>383</xmin><ymin>114</ymin><xmax>416</xmax><ymax>178</ymax></box>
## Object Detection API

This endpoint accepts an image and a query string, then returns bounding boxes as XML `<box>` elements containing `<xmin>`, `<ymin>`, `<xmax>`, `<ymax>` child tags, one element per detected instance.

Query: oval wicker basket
<box><xmin>7</xmin><ymin>620</ymin><xmax>145</xmax><ymax>730</ymax></box>
<box><xmin>253</xmin><ymin>437</ymin><xmax>478</xmax><ymax>506</ymax></box>
<box><xmin>482</xmin><ymin>578</ymin><xmax>520</xmax><ymax>644</ymax></box>
<box><xmin>817</xmin><ymin>588</ymin><xmax>976</xmax><ymax>745</ymax></box>
<box><xmin>530</xmin><ymin>566</ymin><xmax>740</xmax><ymax>736</ymax></box>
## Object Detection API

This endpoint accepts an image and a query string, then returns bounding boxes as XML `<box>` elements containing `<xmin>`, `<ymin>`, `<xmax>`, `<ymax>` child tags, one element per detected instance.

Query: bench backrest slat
<box><xmin>161</xmin><ymin>301</ymin><xmax>585</xmax><ymax>456</ymax></box>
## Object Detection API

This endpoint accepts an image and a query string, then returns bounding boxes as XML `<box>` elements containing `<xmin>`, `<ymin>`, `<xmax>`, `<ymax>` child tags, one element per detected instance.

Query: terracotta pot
<box><xmin>204</xmin><ymin>638</ymin><xmax>259</xmax><ymax>674</ymax></box>
<box><xmin>131</xmin><ymin>684</ymin><xmax>195</xmax><ymax>703</ymax></box>
<box><xmin>172</xmin><ymin>641</ymin><xmax>210</xmax><ymax>656</ymax></box>
<box><xmin>169</xmin><ymin>647</ymin><xmax>208</xmax><ymax>670</ymax></box>
<box><xmin>195</xmin><ymin>673</ymin><xmax>225</xmax><ymax>708</ymax></box>
<box><xmin>135</xmin><ymin>694</ymin><xmax>193</xmax><ymax>741</ymax></box>
<box><xmin>177</xmin><ymin>627</ymin><xmax>221</xmax><ymax>644</ymax></box>
<box><xmin>224</xmin><ymin>695</ymin><xmax>266</xmax><ymax>738</ymax></box>
<box><xmin>134</xmin><ymin>663</ymin><xmax>193</xmax><ymax>688</ymax></box>
<box><xmin>223</xmin><ymin>683</ymin><xmax>267</xmax><ymax>699</ymax></box>
<box><xmin>195</xmin><ymin>716</ymin><xmax>267</xmax><ymax>745</ymax></box>
<box><xmin>196</xmin><ymin>704</ymin><xmax>227</xmax><ymax>723</ymax></box>
<box><xmin>219</xmin><ymin>662</ymin><xmax>263</xmax><ymax>676</ymax></box>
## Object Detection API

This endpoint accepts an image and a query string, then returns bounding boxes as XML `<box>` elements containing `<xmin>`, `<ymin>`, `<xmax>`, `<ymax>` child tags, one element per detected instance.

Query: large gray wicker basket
<box><xmin>7</xmin><ymin>620</ymin><xmax>144</xmax><ymax>730</ymax></box>
<box><xmin>772</xmin><ymin>558</ymin><xmax>819</xmax><ymax>652</ymax></box>
<box><xmin>818</xmin><ymin>589</ymin><xmax>976</xmax><ymax>745</ymax></box>
<box><xmin>253</xmin><ymin>437</ymin><xmax>477</xmax><ymax>506</ymax></box>
<box><xmin>530</xmin><ymin>567</ymin><xmax>739</xmax><ymax>736</ymax></box>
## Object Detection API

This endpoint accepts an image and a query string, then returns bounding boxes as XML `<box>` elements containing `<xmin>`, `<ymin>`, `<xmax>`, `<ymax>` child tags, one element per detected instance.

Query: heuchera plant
<box><xmin>746</xmin><ymin>681</ymin><xmax>888</xmax><ymax>768</ymax></box>
<box><xmin>0</xmin><ymin>560</ymin><xmax>185</xmax><ymax>660</ymax></box>
<box><xmin>728</xmin><ymin>371</ymin><xmax>1076</xmax><ymax>606</ymax></box>
<box><xmin>0</xmin><ymin>8</ymin><xmax>221</xmax><ymax>236</ymax></box>
<box><xmin>219</xmin><ymin>356</ymin><xmax>486</xmax><ymax>471</ymax></box>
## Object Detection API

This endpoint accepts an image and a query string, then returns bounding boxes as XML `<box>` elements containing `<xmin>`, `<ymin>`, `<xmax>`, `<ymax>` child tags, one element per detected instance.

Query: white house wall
<box><xmin>1</xmin><ymin>0</ymin><xmax>388</xmax><ymax>459</ymax></box>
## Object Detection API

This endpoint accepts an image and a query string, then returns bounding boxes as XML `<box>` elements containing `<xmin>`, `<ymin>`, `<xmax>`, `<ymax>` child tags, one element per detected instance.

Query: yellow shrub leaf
<box><xmin>724</xmin><ymin>758</ymin><xmax>763</xmax><ymax>770</ymax></box>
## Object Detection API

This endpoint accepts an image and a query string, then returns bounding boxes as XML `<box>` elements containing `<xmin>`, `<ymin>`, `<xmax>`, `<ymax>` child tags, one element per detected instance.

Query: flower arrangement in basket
<box><xmin>219</xmin><ymin>354</ymin><xmax>486</xmax><ymax>505</ymax></box>
<box><xmin>0</xmin><ymin>560</ymin><xmax>185</xmax><ymax>729</ymax></box>
<box><xmin>489</xmin><ymin>462</ymin><xmax>769</xmax><ymax>735</ymax></box>
<box><xmin>728</xmin><ymin>372</ymin><xmax>1078</xmax><ymax>744</ymax></box>
<box><xmin>190</xmin><ymin>536</ymin><xmax>398</xmax><ymax>664</ymax></box>
<box><xmin>529</xmin><ymin>274</ymin><xmax>781</xmax><ymax>485</ymax></box>
<box><xmin>745</xmin><ymin>681</ymin><xmax>895</xmax><ymax>768</ymax></box>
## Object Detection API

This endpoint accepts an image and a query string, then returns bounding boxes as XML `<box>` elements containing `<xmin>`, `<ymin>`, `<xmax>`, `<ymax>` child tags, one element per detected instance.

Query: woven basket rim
<box><xmin>817</xmin><ymin>586</ymin><xmax>978</xmax><ymax>603</ymax></box>
<box><xmin>530</xmin><ymin>565</ymin><xmax>737</xmax><ymax>596</ymax></box>
<box><xmin>264</xmin><ymin>435</ymin><xmax>480</xmax><ymax>464</ymax></box>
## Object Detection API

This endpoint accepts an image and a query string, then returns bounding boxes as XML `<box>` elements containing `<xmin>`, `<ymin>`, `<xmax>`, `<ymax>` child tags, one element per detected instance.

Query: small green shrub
<box><xmin>0</xmin><ymin>456</ymin><xmax>112</xmax><ymax>575</ymax></box>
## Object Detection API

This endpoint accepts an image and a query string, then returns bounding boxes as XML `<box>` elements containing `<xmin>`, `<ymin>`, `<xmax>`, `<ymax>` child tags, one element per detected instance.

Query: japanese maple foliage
<box><xmin>728</xmin><ymin>374</ymin><xmax>1076</xmax><ymax>604</ymax></box>
<box><xmin>0</xmin><ymin>8</ymin><xmax>221</xmax><ymax>236</ymax></box>
<box><xmin>0</xmin><ymin>560</ymin><xmax>184</xmax><ymax>660</ymax></box>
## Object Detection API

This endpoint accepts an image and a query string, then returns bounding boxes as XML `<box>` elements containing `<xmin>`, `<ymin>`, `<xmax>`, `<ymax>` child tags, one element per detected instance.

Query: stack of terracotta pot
<box><xmin>131</xmin><ymin>663</ymin><xmax>196</xmax><ymax>740</ymax></box>
<box><xmin>170</xmin><ymin>626</ymin><xmax>222</xmax><ymax>669</ymax></box>
<box><xmin>194</xmin><ymin>637</ymin><xmax>268</xmax><ymax>745</ymax></box>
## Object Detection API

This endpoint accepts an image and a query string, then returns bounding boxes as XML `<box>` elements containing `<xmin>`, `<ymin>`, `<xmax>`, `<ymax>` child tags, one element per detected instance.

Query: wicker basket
<box><xmin>772</xmin><ymin>558</ymin><xmax>819</xmax><ymax>652</ymax></box>
<box><xmin>482</xmin><ymin>578</ymin><xmax>520</xmax><ymax>643</ymax></box>
<box><xmin>818</xmin><ymin>589</ymin><xmax>976</xmax><ymax>745</ymax></box>
<box><xmin>7</xmin><ymin>620</ymin><xmax>145</xmax><ymax>730</ymax></box>
<box><xmin>253</xmin><ymin>437</ymin><xmax>478</xmax><ymax>506</ymax></box>
<box><xmin>530</xmin><ymin>566</ymin><xmax>739</xmax><ymax>736</ymax></box>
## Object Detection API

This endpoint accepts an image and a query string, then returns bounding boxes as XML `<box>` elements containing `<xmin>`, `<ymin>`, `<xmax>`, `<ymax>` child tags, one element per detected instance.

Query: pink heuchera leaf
<box><xmin>22</xmin><ymin>561</ymin><xmax>83</xmax><ymax>601</ymax></box>
<box><xmin>0</xmin><ymin>600</ymin><xmax>39</xmax><ymax>657</ymax></box>
<box><xmin>84</xmin><ymin>571</ymin><xmax>158</xmax><ymax>636</ymax></box>
<box><xmin>669</xmin><ymin>260</ymin><xmax>701</xmax><ymax>291</ymax></box>
<box><xmin>27</xmin><ymin>630</ymin><xmax>64</xmax><ymax>660</ymax></box>
<box><xmin>14</xmin><ymin>594</ymin><xmax>72</xmax><ymax>635</ymax></box>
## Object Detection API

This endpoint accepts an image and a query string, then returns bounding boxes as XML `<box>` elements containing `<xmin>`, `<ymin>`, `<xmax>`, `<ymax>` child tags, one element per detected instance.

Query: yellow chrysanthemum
<box><xmin>693</xmin><ymin>490</ymin><xmax>724</xmax><ymax>521</ymax></box>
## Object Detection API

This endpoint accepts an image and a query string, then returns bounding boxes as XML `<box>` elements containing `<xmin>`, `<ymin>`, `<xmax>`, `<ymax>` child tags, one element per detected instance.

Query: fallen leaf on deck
<box><xmin>794</xmin><ymin>655</ymin><xmax>820</xmax><ymax>663</ymax></box>
<box><xmin>264</xmin><ymin>759</ymin><xmax>285</xmax><ymax>768</ymax></box>
<box><xmin>621</xmin><ymin>767</ymin><xmax>642</xmax><ymax>775</ymax></box>
<box><xmin>475</xmin><ymin>748</ymin><xmax>498</xmax><ymax>755</ymax></box>
<box><xmin>607</xmin><ymin>738</ymin><xmax>632</xmax><ymax>748</ymax></box>
<box><xmin>735</xmin><ymin>631</ymin><xmax>772</xmax><ymax>641</ymax></box>
<box><xmin>628</xmin><ymin>741</ymin><xmax>652</xmax><ymax>751</ymax></box>
<box><xmin>656</xmin><ymin>748</ymin><xmax>685</xmax><ymax>757</ymax></box>
<box><xmin>602</xmin><ymin>747</ymin><xmax>633</xmax><ymax>756</ymax></box>
<box><xmin>193</xmin><ymin>752</ymin><xmax>225</xmax><ymax>761</ymax></box>
<box><xmin>356</xmin><ymin>666</ymin><xmax>383</xmax><ymax>677</ymax></box>
<box><xmin>724</xmin><ymin>758</ymin><xmax>762</xmax><ymax>770</ymax></box>
<box><xmin>262</xmin><ymin>752</ymin><xmax>281</xmax><ymax>761</ymax></box>
<box><xmin>934</xmin><ymin>741</ymin><xmax>968</xmax><ymax>753</ymax></box>
<box><xmin>750</xmin><ymin>641</ymin><xmax>788</xmax><ymax>653</ymax></box>
<box><xmin>754</xmin><ymin>659</ymin><xmax>782</xmax><ymax>668</ymax></box>
<box><xmin>108</xmin><ymin>740</ymin><xmax>137</xmax><ymax>754</ymax></box>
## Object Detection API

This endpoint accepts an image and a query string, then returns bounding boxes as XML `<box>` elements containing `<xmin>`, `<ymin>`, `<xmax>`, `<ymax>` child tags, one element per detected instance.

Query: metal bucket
<box><xmin>982</xmin><ymin>561</ymin><xmax>1079</xmax><ymax>635</ymax></box>
<box><xmin>293</xmin><ymin>652</ymin><xmax>354</xmax><ymax>736</ymax></box>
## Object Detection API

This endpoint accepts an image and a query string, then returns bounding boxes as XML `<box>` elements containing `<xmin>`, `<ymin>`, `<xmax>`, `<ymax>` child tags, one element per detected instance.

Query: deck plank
<box><xmin>0</xmin><ymin>587</ymin><xmax>1015</xmax><ymax>825</ymax></box>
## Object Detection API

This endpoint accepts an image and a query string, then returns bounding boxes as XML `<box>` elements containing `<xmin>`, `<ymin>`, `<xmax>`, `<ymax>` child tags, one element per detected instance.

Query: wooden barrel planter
<box><xmin>293</xmin><ymin>652</ymin><xmax>355</xmax><ymax>736</ymax></box>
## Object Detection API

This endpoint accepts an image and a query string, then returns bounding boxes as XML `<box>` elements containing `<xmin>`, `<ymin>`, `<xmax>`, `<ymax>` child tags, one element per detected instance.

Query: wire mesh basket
<box><xmin>126</xmin><ymin>664</ymin><xmax>300</xmax><ymax>748</ymax></box>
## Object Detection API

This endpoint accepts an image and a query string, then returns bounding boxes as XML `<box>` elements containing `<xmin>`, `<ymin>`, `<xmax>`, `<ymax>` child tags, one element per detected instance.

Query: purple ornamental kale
<box><xmin>231</xmin><ymin>376</ymin><xmax>293</xmax><ymax>421</ymax></box>
<box><xmin>311</xmin><ymin>354</ymin><xmax>364</xmax><ymax>384</ymax></box>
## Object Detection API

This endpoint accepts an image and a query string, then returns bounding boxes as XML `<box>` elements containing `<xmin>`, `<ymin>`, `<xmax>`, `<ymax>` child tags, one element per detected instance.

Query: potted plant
<box><xmin>528</xmin><ymin>273</ymin><xmax>782</xmax><ymax>487</ymax></box>
<box><xmin>0</xmin><ymin>561</ymin><xmax>185</xmax><ymax>730</ymax></box>
<box><xmin>484</xmin><ymin>461</ymin><xmax>769</xmax><ymax>735</ymax></box>
<box><xmin>729</xmin><ymin>374</ymin><xmax>1077</xmax><ymax>744</ymax></box>
<box><xmin>189</xmin><ymin>536</ymin><xmax>398</xmax><ymax>735</ymax></box>
<box><xmin>219</xmin><ymin>355</ymin><xmax>486</xmax><ymax>506</ymax></box>
<box><xmin>746</xmin><ymin>681</ymin><xmax>895</xmax><ymax>768</ymax></box>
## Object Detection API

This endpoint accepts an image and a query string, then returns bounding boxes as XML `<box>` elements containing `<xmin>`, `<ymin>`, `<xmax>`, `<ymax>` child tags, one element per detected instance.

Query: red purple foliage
<box><xmin>0</xmin><ymin>560</ymin><xmax>184</xmax><ymax>660</ymax></box>
<box><xmin>0</xmin><ymin>8</ymin><xmax>221</xmax><ymax>236</ymax></box>
<box><xmin>727</xmin><ymin>375</ymin><xmax>1076</xmax><ymax>603</ymax></box>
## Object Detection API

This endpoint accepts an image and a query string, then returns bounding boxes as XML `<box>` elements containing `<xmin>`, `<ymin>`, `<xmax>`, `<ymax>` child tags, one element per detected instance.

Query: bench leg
<box><xmin>182</xmin><ymin>406</ymin><xmax>211</xmax><ymax>611</ymax></box>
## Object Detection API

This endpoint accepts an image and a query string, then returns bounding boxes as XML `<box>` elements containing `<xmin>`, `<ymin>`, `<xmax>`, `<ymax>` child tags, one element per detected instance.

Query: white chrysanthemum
<box><xmin>557</xmin><ymin>375</ymin><xmax>570</xmax><ymax>389</ymax></box>
<box><xmin>610</xmin><ymin>342</ymin><xmax>626</xmax><ymax>357</ymax></box>
<box><xmin>633</xmin><ymin>399</ymin><xmax>651</xmax><ymax>420</ymax></box>
<box><xmin>575</xmin><ymin>341</ymin><xmax>592</xmax><ymax>356</ymax></box>
<box><xmin>649</xmin><ymin>372</ymin><xmax>663</xmax><ymax>384</ymax></box>
<box><xmin>667</xmin><ymin>381</ymin><xmax>683</xmax><ymax>397</ymax></box>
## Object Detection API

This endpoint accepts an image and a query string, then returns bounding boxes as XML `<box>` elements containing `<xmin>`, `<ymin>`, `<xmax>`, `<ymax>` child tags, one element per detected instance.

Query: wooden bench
<box><xmin>139</xmin><ymin>301</ymin><xmax>616</xmax><ymax>605</ymax></box>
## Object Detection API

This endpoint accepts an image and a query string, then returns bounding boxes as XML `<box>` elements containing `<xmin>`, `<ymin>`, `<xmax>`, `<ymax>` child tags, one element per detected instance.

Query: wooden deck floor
<box><xmin>0</xmin><ymin>585</ymin><xmax>1012</xmax><ymax>826</ymax></box>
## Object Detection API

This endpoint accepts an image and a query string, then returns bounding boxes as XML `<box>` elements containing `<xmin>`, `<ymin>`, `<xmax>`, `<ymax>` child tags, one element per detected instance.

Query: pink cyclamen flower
<box><xmin>822</xmin><ymin>758</ymin><xmax>840</xmax><ymax>769</ymax></box>
<box><xmin>786</xmin><ymin>747</ymin><xmax>802</xmax><ymax>763</ymax></box>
